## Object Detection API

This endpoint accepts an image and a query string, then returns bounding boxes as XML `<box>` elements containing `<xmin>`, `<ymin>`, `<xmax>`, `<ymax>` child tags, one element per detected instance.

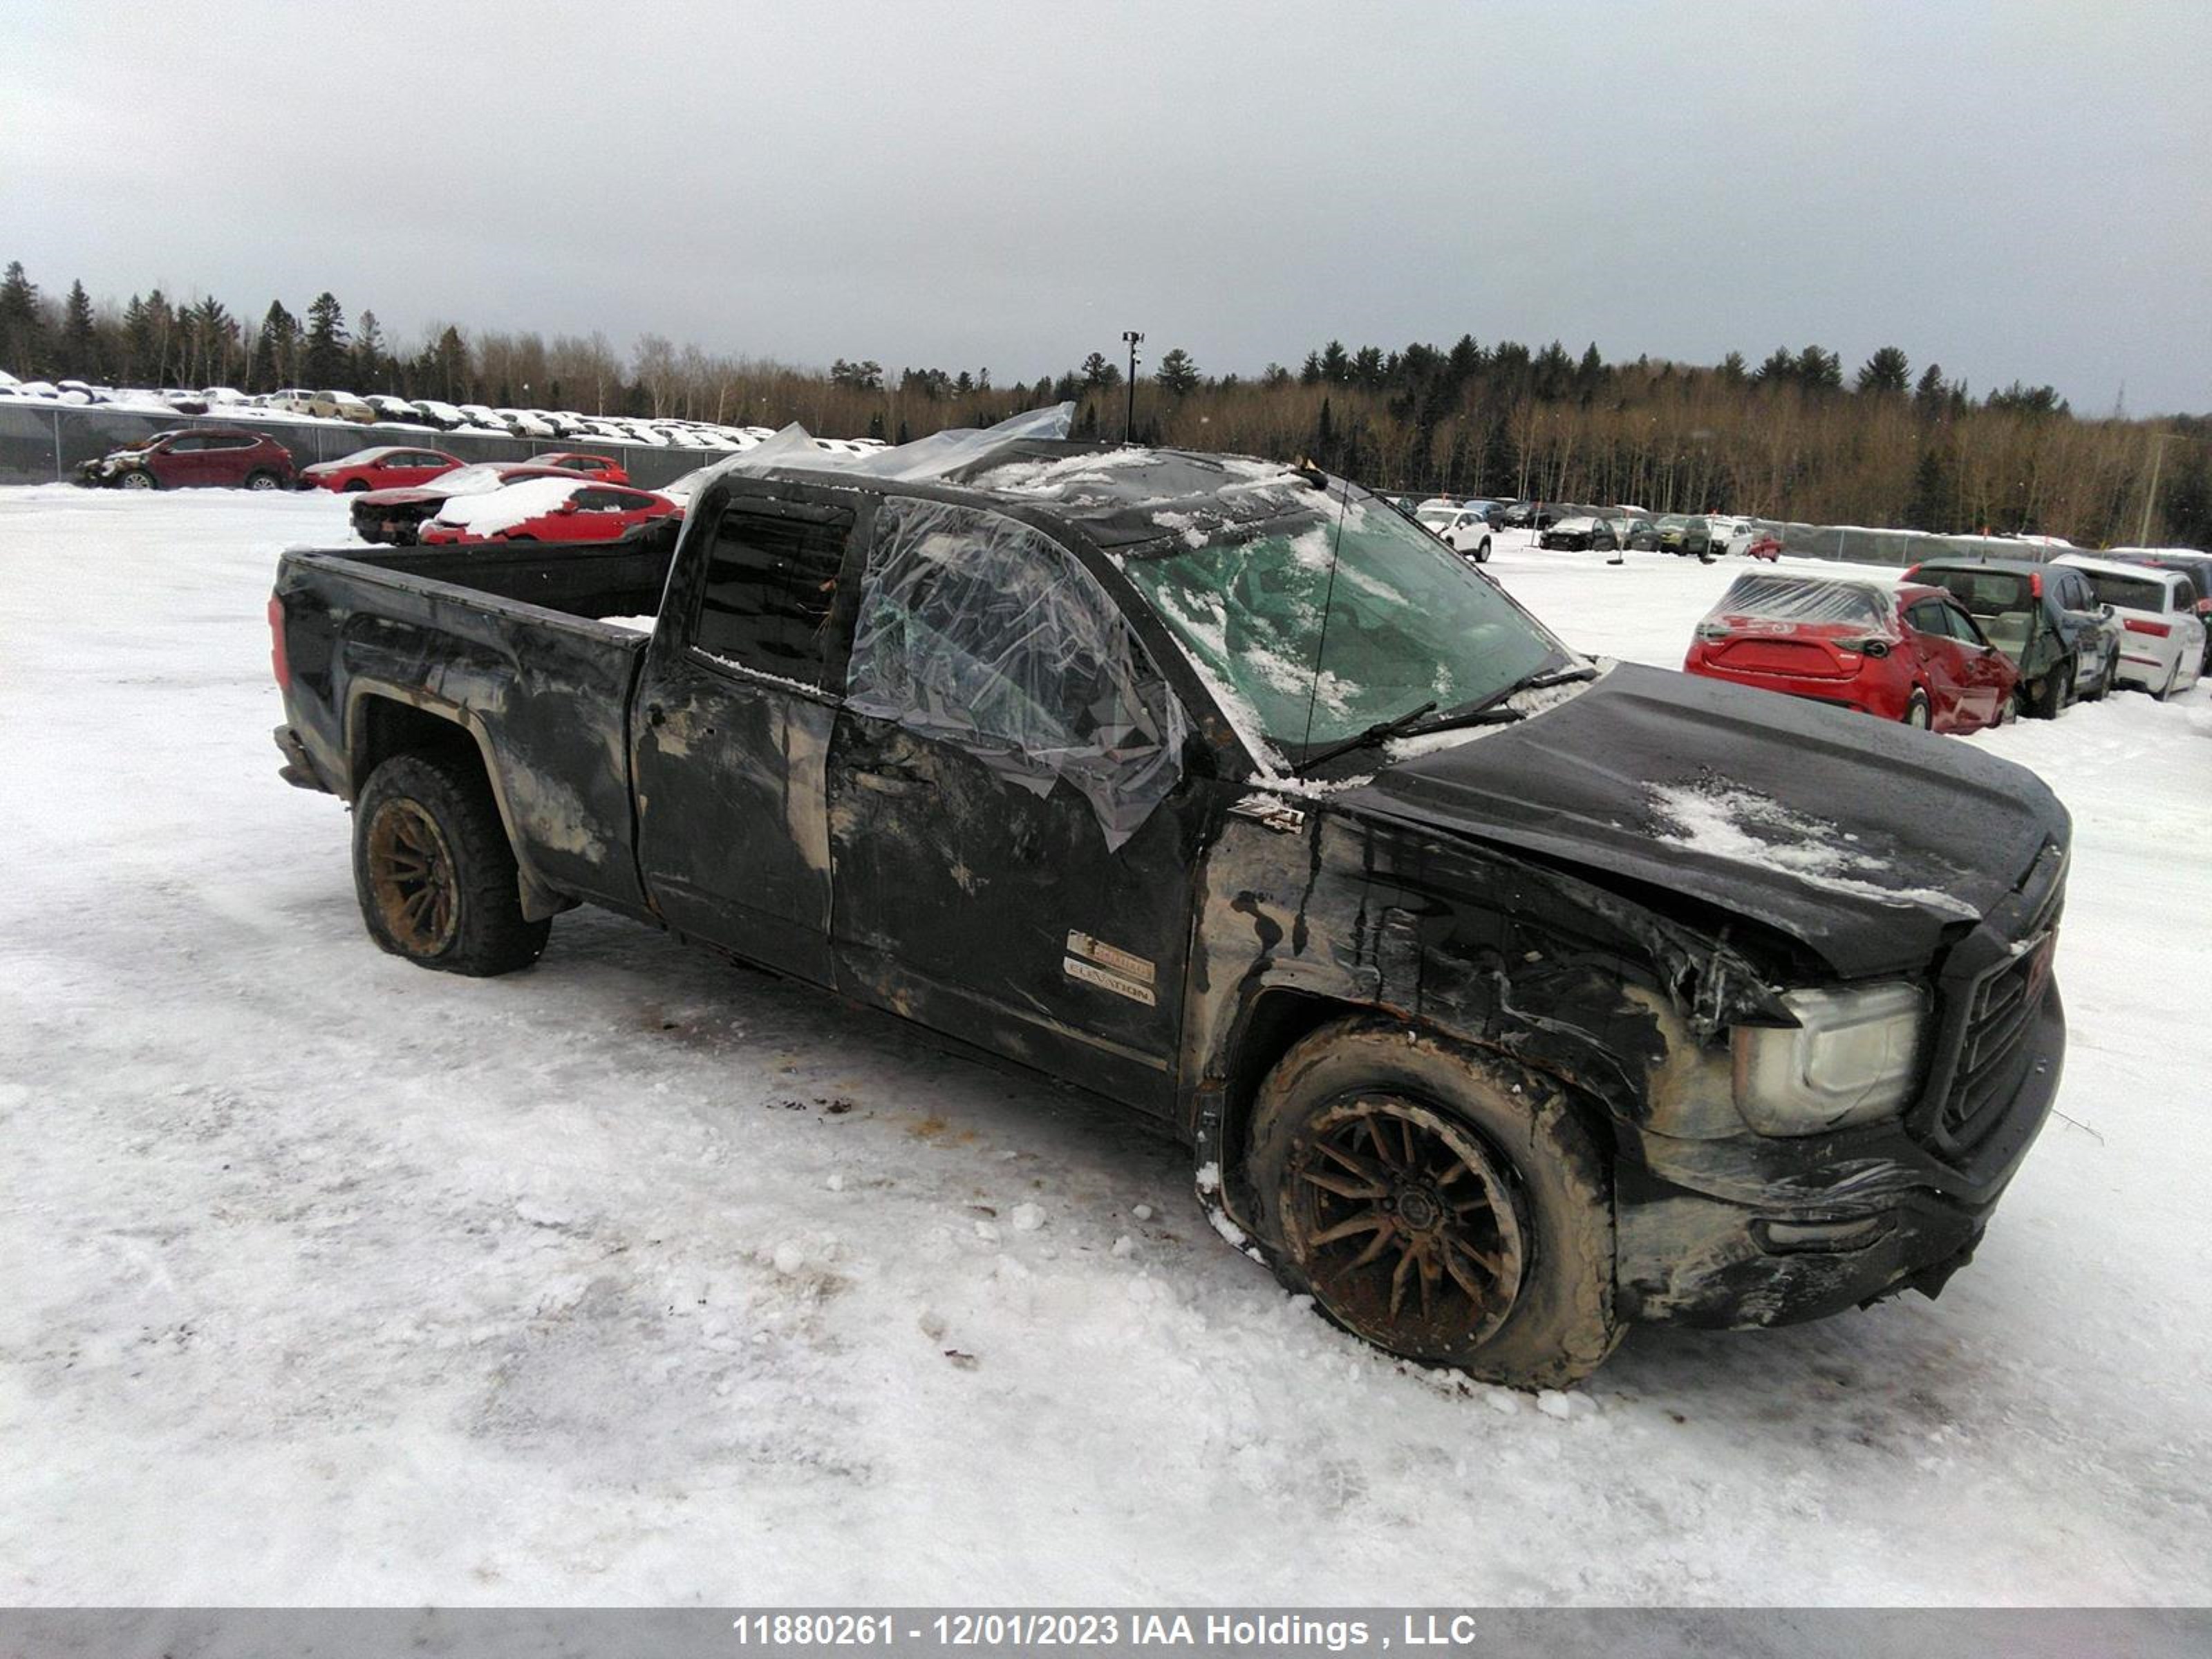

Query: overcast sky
<box><xmin>6</xmin><ymin>1</ymin><xmax>2208</xmax><ymax>412</ymax></box>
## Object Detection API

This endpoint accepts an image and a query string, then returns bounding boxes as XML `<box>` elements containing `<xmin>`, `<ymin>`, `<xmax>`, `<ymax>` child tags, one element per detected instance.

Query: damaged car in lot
<box><xmin>1684</xmin><ymin>570</ymin><xmax>2018</xmax><ymax>732</ymax></box>
<box><xmin>268</xmin><ymin>414</ymin><xmax>2071</xmax><ymax>1387</ymax></box>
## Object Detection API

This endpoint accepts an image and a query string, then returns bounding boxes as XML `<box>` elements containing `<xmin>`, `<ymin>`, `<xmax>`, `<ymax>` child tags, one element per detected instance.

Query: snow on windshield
<box><xmin>431</xmin><ymin>477</ymin><xmax>579</xmax><ymax>532</ymax></box>
<box><xmin>1118</xmin><ymin>494</ymin><xmax>1565</xmax><ymax>759</ymax></box>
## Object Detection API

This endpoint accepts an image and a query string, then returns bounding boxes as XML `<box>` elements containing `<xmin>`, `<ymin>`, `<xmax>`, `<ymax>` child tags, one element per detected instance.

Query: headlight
<box><xmin>1732</xmin><ymin>982</ymin><xmax>1927</xmax><ymax>1135</ymax></box>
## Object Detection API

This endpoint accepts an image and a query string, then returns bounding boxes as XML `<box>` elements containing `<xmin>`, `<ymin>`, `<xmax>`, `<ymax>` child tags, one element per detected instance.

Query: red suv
<box><xmin>300</xmin><ymin>445</ymin><xmax>461</xmax><ymax>493</ymax></box>
<box><xmin>78</xmin><ymin>428</ymin><xmax>297</xmax><ymax>491</ymax></box>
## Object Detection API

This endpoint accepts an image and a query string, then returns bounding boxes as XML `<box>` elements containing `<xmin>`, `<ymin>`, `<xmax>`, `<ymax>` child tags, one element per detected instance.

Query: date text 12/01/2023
<box><xmin>727</xmin><ymin>1611</ymin><xmax>1504</xmax><ymax>1649</ymax></box>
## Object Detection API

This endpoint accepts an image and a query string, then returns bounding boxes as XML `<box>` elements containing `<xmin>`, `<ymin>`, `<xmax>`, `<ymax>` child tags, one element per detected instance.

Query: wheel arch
<box><xmin>344</xmin><ymin>684</ymin><xmax>572</xmax><ymax>921</ymax></box>
<box><xmin>1199</xmin><ymin>982</ymin><xmax>1623</xmax><ymax>1249</ymax></box>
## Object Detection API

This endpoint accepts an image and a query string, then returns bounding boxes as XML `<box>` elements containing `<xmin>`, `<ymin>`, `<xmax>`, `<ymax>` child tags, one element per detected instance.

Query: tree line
<box><xmin>1</xmin><ymin>258</ymin><xmax>2204</xmax><ymax>546</ymax></box>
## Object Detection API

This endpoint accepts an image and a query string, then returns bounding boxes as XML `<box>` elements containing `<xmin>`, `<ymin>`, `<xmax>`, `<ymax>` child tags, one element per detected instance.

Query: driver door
<box><xmin>825</xmin><ymin>496</ymin><xmax>1208</xmax><ymax>1116</ymax></box>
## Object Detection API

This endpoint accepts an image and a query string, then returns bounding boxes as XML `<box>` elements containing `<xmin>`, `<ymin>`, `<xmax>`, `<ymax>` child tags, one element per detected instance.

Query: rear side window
<box><xmin>2077</xmin><ymin>570</ymin><xmax>2167</xmax><ymax>613</ymax></box>
<box><xmin>1904</xmin><ymin>599</ymin><xmax>1953</xmax><ymax>637</ymax></box>
<box><xmin>692</xmin><ymin>504</ymin><xmax>854</xmax><ymax>688</ymax></box>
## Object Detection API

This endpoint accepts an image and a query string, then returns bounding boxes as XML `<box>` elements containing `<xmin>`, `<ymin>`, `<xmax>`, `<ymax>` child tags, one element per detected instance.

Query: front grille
<box><xmin>1938</xmin><ymin>945</ymin><xmax>2049</xmax><ymax>1150</ymax></box>
<box><xmin>1922</xmin><ymin>845</ymin><xmax>2065</xmax><ymax>1161</ymax></box>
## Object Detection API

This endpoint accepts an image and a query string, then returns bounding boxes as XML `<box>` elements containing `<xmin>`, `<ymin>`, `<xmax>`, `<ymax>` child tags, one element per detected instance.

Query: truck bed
<box><xmin>271</xmin><ymin>537</ymin><xmax>679</xmax><ymax>918</ymax></box>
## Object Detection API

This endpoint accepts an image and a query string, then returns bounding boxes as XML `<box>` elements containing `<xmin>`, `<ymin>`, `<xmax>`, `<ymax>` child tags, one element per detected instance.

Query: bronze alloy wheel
<box><xmin>365</xmin><ymin>798</ymin><xmax>460</xmax><ymax>956</ymax></box>
<box><xmin>1284</xmin><ymin>1094</ymin><xmax>1528</xmax><ymax>1353</ymax></box>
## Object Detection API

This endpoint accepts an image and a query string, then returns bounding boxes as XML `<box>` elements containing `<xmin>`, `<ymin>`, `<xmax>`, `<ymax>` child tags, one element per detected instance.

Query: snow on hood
<box><xmin>430</xmin><ymin>476</ymin><xmax>580</xmax><ymax>532</ymax></box>
<box><xmin>1349</xmin><ymin>662</ymin><xmax>2068</xmax><ymax>977</ymax></box>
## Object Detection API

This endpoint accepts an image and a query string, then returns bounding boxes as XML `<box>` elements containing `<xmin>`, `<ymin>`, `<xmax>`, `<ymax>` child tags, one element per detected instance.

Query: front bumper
<box><xmin>1618</xmin><ymin>845</ymin><xmax>2069</xmax><ymax>1329</ymax></box>
<box><xmin>1615</xmin><ymin>986</ymin><xmax>2063</xmax><ymax>1327</ymax></box>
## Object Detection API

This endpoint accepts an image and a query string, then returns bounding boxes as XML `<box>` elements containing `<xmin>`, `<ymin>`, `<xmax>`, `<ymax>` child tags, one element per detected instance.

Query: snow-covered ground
<box><xmin>2</xmin><ymin>489</ymin><xmax>2208</xmax><ymax>1604</ymax></box>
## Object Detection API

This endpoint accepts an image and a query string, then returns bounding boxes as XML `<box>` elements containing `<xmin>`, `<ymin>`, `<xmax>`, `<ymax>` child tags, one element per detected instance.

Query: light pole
<box><xmin>2138</xmin><ymin>431</ymin><xmax>2185</xmax><ymax>545</ymax></box>
<box><xmin>1121</xmin><ymin>330</ymin><xmax>1143</xmax><ymax>445</ymax></box>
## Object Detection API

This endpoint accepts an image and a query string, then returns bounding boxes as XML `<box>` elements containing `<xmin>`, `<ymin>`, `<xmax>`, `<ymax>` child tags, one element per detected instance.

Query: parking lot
<box><xmin>2</xmin><ymin>485</ymin><xmax>2207</xmax><ymax>1604</ymax></box>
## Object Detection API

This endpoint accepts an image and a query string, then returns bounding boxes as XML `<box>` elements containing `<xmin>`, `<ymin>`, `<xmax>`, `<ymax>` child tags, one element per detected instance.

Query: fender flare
<box><xmin>342</xmin><ymin>678</ymin><xmax>574</xmax><ymax>922</ymax></box>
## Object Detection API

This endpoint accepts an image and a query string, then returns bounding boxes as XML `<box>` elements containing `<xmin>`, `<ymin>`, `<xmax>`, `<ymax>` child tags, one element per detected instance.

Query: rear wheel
<box><xmin>2030</xmin><ymin>659</ymin><xmax>2073</xmax><ymax>720</ymax></box>
<box><xmin>245</xmin><ymin>470</ymin><xmax>282</xmax><ymax>491</ymax></box>
<box><xmin>352</xmin><ymin>752</ymin><xmax>550</xmax><ymax>976</ymax></box>
<box><xmin>2080</xmin><ymin>647</ymin><xmax>2115</xmax><ymax>702</ymax></box>
<box><xmin>2154</xmin><ymin>657</ymin><xmax>2180</xmax><ymax>701</ymax></box>
<box><xmin>1904</xmin><ymin>689</ymin><xmax>1932</xmax><ymax>729</ymax></box>
<box><xmin>1249</xmin><ymin>1018</ymin><xmax>1618</xmax><ymax>1389</ymax></box>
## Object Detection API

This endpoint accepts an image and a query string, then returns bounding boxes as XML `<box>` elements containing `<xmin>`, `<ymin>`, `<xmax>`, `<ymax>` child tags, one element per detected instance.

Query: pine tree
<box><xmin>1718</xmin><ymin>350</ymin><xmax>1748</xmax><ymax>382</ymax></box>
<box><xmin>352</xmin><ymin>310</ymin><xmax>387</xmax><ymax>388</ymax></box>
<box><xmin>62</xmin><ymin>280</ymin><xmax>98</xmax><ymax>378</ymax></box>
<box><xmin>249</xmin><ymin>301</ymin><xmax>298</xmax><ymax>392</ymax></box>
<box><xmin>1914</xmin><ymin>362</ymin><xmax>1948</xmax><ymax>415</ymax></box>
<box><xmin>1155</xmin><ymin>347</ymin><xmax>1199</xmax><ymax>396</ymax></box>
<box><xmin>0</xmin><ymin>261</ymin><xmax>44</xmax><ymax>372</ymax></box>
<box><xmin>1320</xmin><ymin>340</ymin><xmax>1351</xmax><ymax>384</ymax></box>
<box><xmin>185</xmin><ymin>294</ymin><xmax>236</xmax><ymax>385</ymax></box>
<box><xmin>1856</xmin><ymin>346</ymin><xmax>1911</xmax><ymax>395</ymax></box>
<box><xmin>1753</xmin><ymin>346</ymin><xmax>1796</xmax><ymax>385</ymax></box>
<box><xmin>1794</xmin><ymin>344</ymin><xmax>1842</xmax><ymax>391</ymax></box>
<box><xmin>433</xmin><ymin>326</ymin><xmax>469</xmax><ymax>400</ymax></box>
<box><xmin>303</xmin><ymin>292</ymin><xmax>348</xmax><ymax>386</ymax></box>
<box><xmin>1903</xmin><ymin>446</ymin><xmax>1952</xmax><ymax>530</ymax></box>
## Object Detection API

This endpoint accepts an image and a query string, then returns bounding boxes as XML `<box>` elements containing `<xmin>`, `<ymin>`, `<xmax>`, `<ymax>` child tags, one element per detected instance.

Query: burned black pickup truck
<box><xmin>268</xmin><ymin>417</ymin><xmax>2070</xmax><ymax>1387</ymax></box>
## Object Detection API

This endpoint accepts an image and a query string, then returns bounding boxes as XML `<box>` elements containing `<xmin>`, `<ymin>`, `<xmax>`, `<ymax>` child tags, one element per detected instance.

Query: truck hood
<box><xmin>1344</xmin><ymin>662</ymin><xmax>2067</xmax><ymax>978</ymax></box>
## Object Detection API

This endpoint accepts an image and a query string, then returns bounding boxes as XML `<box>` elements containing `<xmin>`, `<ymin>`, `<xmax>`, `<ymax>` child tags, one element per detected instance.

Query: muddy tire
<box><xmin>1248</xmin><ymin>1018</ymin><xmax>1618</xmax><ymax>1389</ymax></box>
<box><xmin>2030</xmin><ymin>659</ymin><xmax>2073</xmax><ymax>720</ymax></box>
<box><xmin>1904</xmin><ymin>689</ymin><xmax>1931</xmax><ymax>729</ymax></box>
<box><xmin>2080</xmin><ymin>649</ymin><xmax>2113</xmax><ymax>702</ymax></box>
<box><xmin>352</xmin><ymin>753</ymin><xmax>550</xmax><ymax>976</ymax></box>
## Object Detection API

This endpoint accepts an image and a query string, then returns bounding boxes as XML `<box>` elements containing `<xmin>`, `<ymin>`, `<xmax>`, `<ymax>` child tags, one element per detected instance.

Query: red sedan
<box><xmin>533</xmin><ymin>451</ymin><xmax>630</xmax><ymax>485</ymax></box>
<box><xmin>418</xmin><ymin>477</ymin><xmax>682</xmax><ymax>545</ymax></box>
<box><xmin>350</xmin><ymin>461</ymin><xmax>585</xmax><ymax>544</ymax></box>
<box><xmin>301</xmin><ymin>445</ymin><xmax>462</xmax><ymax>493</ymax></box>
<box><xmin>1684</xmin><ymin>572</ymin><xmax>2017</xmax><ymax>733</ymax></box>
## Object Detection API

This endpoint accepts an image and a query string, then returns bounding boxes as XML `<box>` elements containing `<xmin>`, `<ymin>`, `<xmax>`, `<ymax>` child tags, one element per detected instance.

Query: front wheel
<box><xmin>352</xmin><ymin>752</ymin><xmax>551</xmax><ymax>975</ymax></box>
<box><xmin>1248</xmin><ymin>1018</ymin><xmax>1618</xmax><ymax>1389</ymax></box>
<box><xmin>118</xmin><ymin>469</ymin><xmax>156</xmax><ymax>490</ymax></box>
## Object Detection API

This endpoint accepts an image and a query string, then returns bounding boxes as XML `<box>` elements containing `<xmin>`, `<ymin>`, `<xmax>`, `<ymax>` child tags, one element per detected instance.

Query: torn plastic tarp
<box><xmin>704</xmin><ymin>403</ymin><xmax>1076</xmax><ymax>491</ymax></box>
<box><xmin>845</xmin><ymin>496</ymin><xmax>1189</xmax><ymax>850</ymax></box>
<box><xmin>1703</xmin><ymin>572</ymin><xmax>1897</xmax><ymax>633</ymax></box>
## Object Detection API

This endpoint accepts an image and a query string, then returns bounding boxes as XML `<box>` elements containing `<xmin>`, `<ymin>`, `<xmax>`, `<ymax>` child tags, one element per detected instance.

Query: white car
<box><xmin>1413</xmin><ymin>501</ymin><xmax>1494</xmax><ymax>562</ymax></box>
<box><xmin>2053</xmin><ymin>555</ymin><xmax>2206</xmax><ymax>699</ymax></box>
<box><xmin>1707</xmin><ymin>515</ymin><xmax>1756</xmax><ymax>555</ymax></box>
